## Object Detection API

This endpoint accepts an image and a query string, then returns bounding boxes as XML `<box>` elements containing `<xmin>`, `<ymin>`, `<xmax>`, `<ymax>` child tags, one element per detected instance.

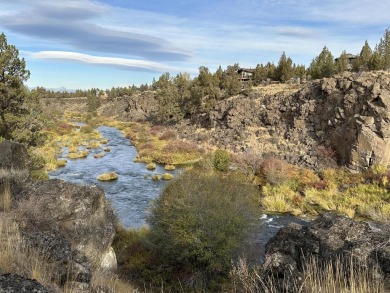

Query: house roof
<box><xmin>237</xmin><ymin>68</ymin><xmax>256</xmax><ymax>73</ymax></box>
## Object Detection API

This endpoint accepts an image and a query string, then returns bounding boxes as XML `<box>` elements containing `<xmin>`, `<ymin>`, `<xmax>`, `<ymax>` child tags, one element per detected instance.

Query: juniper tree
<box><xmin>0</xmin><ymin>32</ymin><xmax>30</xmax><ymax>140</ymax></box>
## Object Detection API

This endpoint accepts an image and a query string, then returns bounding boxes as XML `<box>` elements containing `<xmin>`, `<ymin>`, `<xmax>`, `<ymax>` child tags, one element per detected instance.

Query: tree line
<box><xmin>1</xmin><ymin>28</ymin><xmax>390</xmax><ymax>144</ymax></box>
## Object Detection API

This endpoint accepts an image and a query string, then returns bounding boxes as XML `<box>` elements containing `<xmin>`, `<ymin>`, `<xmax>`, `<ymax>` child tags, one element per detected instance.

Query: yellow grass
<box><xmin>86</xmin><ymin>141</ymin><xmax>101</xmax><ymax>149</ymax></box>
<box><xmin>162</xmin><ymin>173</ymin><xmax>174</xmax><ymax>180</ymax></box>
<box><xmin>56</xmin><ymin>159</ymin><xmax>67</xmax><ymax>167</ymax></box>
<box><xmin>0</xmin><ymin>180</ymin><xmax>11</xmax><ymax>212</ymax></box>
<box><xmin>146</xmin><ymin>163</ymin><xmax>156</xmax><ymax>170</ymax></box>
<box><xmin>93</xmin><ymin>152</ymin><xmax>105</xmax><ymax>159</ymax></box>
<box><xmin>164</xmin><ymin>164</ymin><xmax>176</xmax><ymax>171</ymax></box>
<box><xmin>104</xmin><ymin>147</ymin><xmax>111</xmax><ymax>152</ymax></box>
<box><xmin>97</xmin><ymin>172</ymin><xmax>118</xmax><ymax>181</ymax></box>
<box><xmin>231</xmin><ymin>255</ymin><xmax>385</xmax><ymax>293</ymax></box>
<box><xmin>67</xmin><ymin>150</ymin><xmax>89</xmax><ymax>159</ymax></box>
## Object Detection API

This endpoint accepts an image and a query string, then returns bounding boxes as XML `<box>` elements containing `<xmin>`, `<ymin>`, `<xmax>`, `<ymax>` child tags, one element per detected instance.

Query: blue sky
<box><xmin>0</xmin><ymin>0</ymin><xmax>388</xmax><ymax>90</ymax></box>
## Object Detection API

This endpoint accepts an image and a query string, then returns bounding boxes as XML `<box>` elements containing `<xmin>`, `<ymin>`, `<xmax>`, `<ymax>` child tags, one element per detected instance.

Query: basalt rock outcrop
<box><xmin>0</xmin><ymin>140</ymin><xmax>29</xmax><ymax>170</ymax></box>
<box><xmin>261</xmin><ymin>213</ymin><xmax>390</xmax><ymax>291</ymax></box>
<box><xmin>189</xmin><ymin>71</ymin><xmax>390</xmax><ymax>170</ymax></box>
<box><xmin>98</xmin><ymin>91</ymin><xmax>158</xmax><ymax>122</ymax></box>
<box><xmin>0</xmin><ymin>141</ymin><xmax>117</xmax><ymax>291</ymax></box>
<box><xmin>20</xmin><ymin>179</ymin><xmax>117</xmax><ymax>271</ymax></box>
<box><xmin>0</xmin><ymin>274</ymin><xmax>49</xmax><ymax>293</ymax></box>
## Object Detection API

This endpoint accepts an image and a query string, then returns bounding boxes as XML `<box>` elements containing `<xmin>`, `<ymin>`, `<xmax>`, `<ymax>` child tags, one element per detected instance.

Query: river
<box><xmin>49</xmin><ymin>125</ymin><xmax>309</xmax><ymax>257</ymax></box>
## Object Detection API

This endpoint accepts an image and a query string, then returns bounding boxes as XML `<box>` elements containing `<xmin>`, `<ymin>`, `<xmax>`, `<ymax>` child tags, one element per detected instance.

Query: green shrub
<box><xmin>213</xmin><ymin>149</ymin><xmax>230</xmax><ymax>172</ymax></box>
<box><xmin>147</xmin><ymin>171</ymin><xmax>260</xmax><ymax>290</ymax></box>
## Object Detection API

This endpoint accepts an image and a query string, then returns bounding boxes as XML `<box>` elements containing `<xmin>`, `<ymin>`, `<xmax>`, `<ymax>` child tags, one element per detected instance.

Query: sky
<box><xmin>0</xmin><ymin>0</ymin><xmax>389</xmax><ymax>90</ymax></box>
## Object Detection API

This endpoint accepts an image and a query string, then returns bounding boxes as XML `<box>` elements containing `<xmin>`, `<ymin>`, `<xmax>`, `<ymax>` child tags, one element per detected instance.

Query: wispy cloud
<box><xmin>31</xmin><ymin>51</ymin><xmax>178</xmax><ymax>72</ymax></box>
<box><xmin>274</xmin><ymin>26</ymin><xmax>316</xmax><ymax>38</ymax></box>
<box><xmin>0</xmin><ymin>0</ymin><xmax>190</xmax><ymax>61</ymax></box>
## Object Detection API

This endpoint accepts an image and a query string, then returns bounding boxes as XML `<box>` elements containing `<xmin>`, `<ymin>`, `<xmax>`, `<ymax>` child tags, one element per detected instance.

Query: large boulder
<box><xmin>0</xmin><ymin>140</ymin><xmax>29</xmax><ymax>170</ymax></box>
<box><xmin>262</xmin><ymin>213</ymin><xmax>390</xmax><ymax>290</ymax></box>
<box><xmin>18</xmin><ymin>179</ymin><xmax>117</xmax><ymax>271</ymax></box>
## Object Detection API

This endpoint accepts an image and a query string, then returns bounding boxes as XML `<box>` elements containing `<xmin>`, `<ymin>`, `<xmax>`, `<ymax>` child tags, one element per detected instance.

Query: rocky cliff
<box><xmin>182</xmin><ymin>71</ymin><xmax>390</xmax><ymax>170</ymax></box>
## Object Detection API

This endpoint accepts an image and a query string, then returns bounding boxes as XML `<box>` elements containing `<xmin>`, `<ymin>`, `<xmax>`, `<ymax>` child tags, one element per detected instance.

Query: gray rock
<box><xmin>261</xmin><ymin>213</ymin><xmax>390</xmax><ymax>290</ymax></box>
<box><xmin>0</xmin><ymin>140</ymin><xmax>29</xmax><ymax>170</ymax></box>
<box><xmin>20</xmin><ymin>179</ymin><xmax>117</xmax><ymax>271</ymax></box>
<box><xmin>0</xmin><ymin>274</ymin><xmax>48</xmax><ymax>293</ymax></box>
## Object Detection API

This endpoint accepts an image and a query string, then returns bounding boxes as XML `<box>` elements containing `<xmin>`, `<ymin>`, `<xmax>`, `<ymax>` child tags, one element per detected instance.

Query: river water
<box><xmin>49</xmin><ymin>125</ymin><xmax>177</xmax><ymax>228</ymax></box>
<box><xmin>49</xmin><ymin>125</ymin><xmax>310</xmax><ymax>256</ymax></box>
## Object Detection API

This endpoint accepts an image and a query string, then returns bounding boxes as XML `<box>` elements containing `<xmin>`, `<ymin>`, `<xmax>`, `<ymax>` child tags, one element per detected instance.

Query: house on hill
<box><xmin>237</xmin><ymin>68</ymin><xmax>255</xmax><ymax>82</ymax></box>
<box><xmin>335</xmin><ymin>53</ymin><xmax>358</xmax><ymax>70</ymax></box>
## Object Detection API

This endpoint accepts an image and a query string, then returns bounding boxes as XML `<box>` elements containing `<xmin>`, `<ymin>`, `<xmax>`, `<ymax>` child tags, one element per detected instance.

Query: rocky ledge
<box><xmin>261</xmin><ymin>213</ymin><xmax>390</xmax><ymax>291</ymax></box>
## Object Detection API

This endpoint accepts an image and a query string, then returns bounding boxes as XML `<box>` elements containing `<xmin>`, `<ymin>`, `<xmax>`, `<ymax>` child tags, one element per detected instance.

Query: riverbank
<box><xmin>33</xmin><ymin>114</ymin><xmax>390</xmax><ymax>224</ymax></box>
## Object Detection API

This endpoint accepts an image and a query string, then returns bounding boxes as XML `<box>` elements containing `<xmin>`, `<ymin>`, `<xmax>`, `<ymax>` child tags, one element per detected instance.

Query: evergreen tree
<box><xmin>336</xmin><ymin>50</ymin><xmax>350</xmax><ymax>73</ymax></box>
<box><xmin>358</xmin><ymin>40</ymin><xmax>372</xmax><ymax>71</ymax></box>
<box><xmin>155</xmin><ymin>73</ymin><xmax>183</xmax><ymax>123</ymax></box>
<box><xmin>265</xmin><ymin>62</ymin><xmax>276</xmax><ymax>80</ymax></box>
<box><xmin>254</xmin><ymin>64</ymin><xmax>267</xmax><ymax>85</ymax></box>
<box><xmin>293</xmin><ymin>64</ymin><xmax>306</xmax><ymax>80</ymax></box>
<box><xmin>377</xmin><ymin>28</ymin><xmax>390</xmax><ymax>69</ymax></box>
<box><xmin>308</xmin><ymin>46</ymin><xmax>335</xmax><ymax>79</ymax></box>
<box><xmin>0</xmin><ymin>32</ymin><xmax>31</xmax><ymax>140</ymax></box>
<box><xmin>221</xmin><ymin>64</ymin><xmax>241</xmax><ymax>96</ymax></box>
<box><xmin>275</xmin><ymin>52</ymin><xmax>293</xmax><ymax>82</ymax></box>
<box><xmin>368</xmin><ymin>46</ymin><xmax>384</xmax><ymax>70</ymax></box>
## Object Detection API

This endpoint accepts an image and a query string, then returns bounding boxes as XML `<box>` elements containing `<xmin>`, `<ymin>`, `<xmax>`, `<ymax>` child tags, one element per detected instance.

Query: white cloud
<box><xmin>31</xmin><ymin>51</ymin><xmax>178</xmax><ymax>72</ymax></box>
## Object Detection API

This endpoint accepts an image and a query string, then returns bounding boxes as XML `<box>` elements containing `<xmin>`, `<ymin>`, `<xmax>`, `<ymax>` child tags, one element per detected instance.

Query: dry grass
<box><xmin>90</xmin><ymin>271</ymin><xmax>138</xmax><ymax>293</ymax></box>
<box><xmin>93</xmin><ymin>152</ymin><xmax>105</xmax><ymax>159</ymax></box>
<box><xmin>146</xmin><ymin>163</ymin><xmax>156</xmax><ymax>170</ymax></box>
<box><xmin>56</xmin><ymin>159</ymin><xmax>67</xmax><ymax>168</ymax></box>
<box><xmin>164</xmin><ymin>164</ymin><xmax>176</xmax><ymax>171</ymax></box>
<box><xmin>230</xmin><ymin>255</ymin><xmax>385</xmax><ymax>293</ymax></box>
<box><xmin>67</xmin><ymin>150</ymin><xmax>89</xmax><ymax>159</ymax></box>
<box><xmin>86</xmin><ymin>141</ymin><xmax>101</xmax><ymax>149</ymax></box>
<box><xmin>97</xmin><ymin>172</ymin><xmax>118</xmax><ymax>181</ymax></box>
<box><xmin>162</xmin><ymin>173</ymin><xmax>174</xmax><ymax>180</ymax></box>
<box><xmin>0</xmin><ymin>213</ymin><xmax>138</xmax><ymax>292</ymax></box>
<box><xmin>252</xmin><ymin>83</ymin><xmax>300</xmax><ymax>96</ymax></box>
<box><xmin>0</xmin><ymin>214</ymin><xmax>57</xmax><ymax>290</ymax></box>
<box><xmin>0</xmin><ymin>180</ymin><xmax>11</xmax><ymax>212</ymax></box>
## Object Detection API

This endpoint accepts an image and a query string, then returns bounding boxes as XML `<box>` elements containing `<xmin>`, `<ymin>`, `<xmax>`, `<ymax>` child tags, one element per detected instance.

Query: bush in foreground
<box><xmin>147</xmin><ymin>171</ymin><xmax>261</xmax><ymax>291</ymax></box>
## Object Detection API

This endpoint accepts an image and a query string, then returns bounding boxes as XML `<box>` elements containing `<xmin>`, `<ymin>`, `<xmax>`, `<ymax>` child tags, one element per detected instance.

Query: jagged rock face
<box><xmin>262</xmin><ymin>213</ymin><xmax>390</xmax><ymax>290</ymax></box>
<box><xmin>200</xmin><ymin>71</ymin><xmax>390</xmax><ymax>170</ymax></box>
<box><xmin>0</xmin><ymin>140</ymin><xmax>29</xmax><ymax>170</ymax></box>
<box><xmin>20</xmin><ymin>179</ymin><xmax>117</xmax><ymax>270</ymax></box>
<box><xmin>288</xmin><ymin>71</ymin><xmax>390</xmax><ymax>170</ymax></box>
<box><xmin>0</xmin><ymin>274</ymin><xmax>49</xmax><ymax>293</ymax></box>
<box><xmin>98</xmin><ymin>91</ymin><xmax>158</xmax><ymax>121</ymax></box>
